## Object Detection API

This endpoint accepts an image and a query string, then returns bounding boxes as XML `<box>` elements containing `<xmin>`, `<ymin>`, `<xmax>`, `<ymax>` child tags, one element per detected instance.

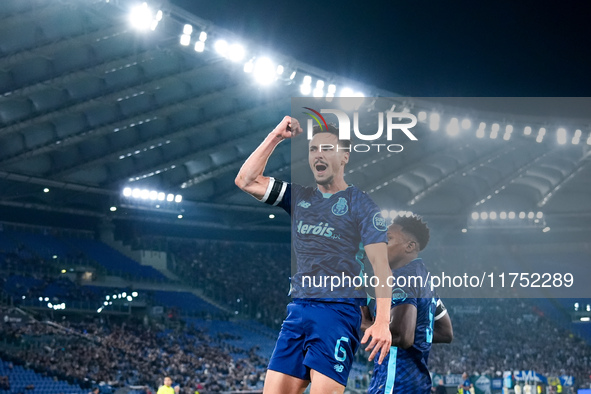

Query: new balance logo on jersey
<box><xmin>334</xmin><ymin>364</ymin><xmax>344</xmax><ymax>373</ymax></box>
<box><xmin>298</xmin><ymin>201</ymin><xmax>311</xmax><ymax>208</ymax></box>
<box><xmin>296</xmin><ymin>221</ymin><xmax>340</xmax><ymax>239</ymax></box>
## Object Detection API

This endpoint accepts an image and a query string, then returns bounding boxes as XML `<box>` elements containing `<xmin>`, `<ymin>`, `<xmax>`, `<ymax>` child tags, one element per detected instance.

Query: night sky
<box><xmin>170</xmin><ymin>0</ymin><xmax>591</xmax><ymax>97</ymax></box>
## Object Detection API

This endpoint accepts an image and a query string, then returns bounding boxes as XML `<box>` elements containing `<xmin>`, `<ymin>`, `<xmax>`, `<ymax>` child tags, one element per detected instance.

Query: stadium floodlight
<box><xmin>132</xmin><ymin>188</ymin><xmax>141</xmax><ymax>198</ymax></box>
<box><xmin>536</xmin><ymin>211</ymin><xmax>543</xmax><ymax>219</ymax></box>
<box><xmin>194</xmin><ymin>41</ymin><xmax>205</xmax><ymax>52</ymax></box>
<box><xmin>199</xmin><ymin>31</ymin><xmax>207</xmax><ymax>42</ymax></box>
<box><xmin>149</xmin><ymin>190</ymin><xmax>158</xmax><ymax>200</ymax></box>
<box><xmin>557</xmin><ymin>127</ymin><xmax>567</xmax><ymax>145</ymax></box>
<box><xmin>505</xmin><ymin>125</ymin><xmax>513</xmax><ymax>134</ymax></box>
<box><xmin>104</xmin><ymin>301</ymin><xmax>108</xmax><ymax>306</ymax></box>
<box><xmin>480</xmin><ymin>212</ymin><xmax>488</xmax><ymax>220</ymax></box>
<box><xmin>43</xmin><ymin>188</ymin><xmax>50</xmax><ymax>193</ymax></box>
<box><xmin>536</xmin><ymin>134</ymin><xmax>544</xmax><ymax>143</ymax></box>
<box><xmin>253</xmin><ymin>57</ymin><xmax>276</xmax><ymax>85</ymax></box>
<box><xmin>177</xmin><ymin>214</ymin><xmax>183</xmax><ymax>219</ymax></box>
<box><xmin>503</xmin><ymin>132</ymin><xmax>511</xmax><ymax>141</ymax></box>
<box><xmin>500</xmin><ymin>211</ymin><xmax>507</xmax><ymax>220</ymax></box>
<box><xmin>328</xmin><ymin>84</ymin><xmax>337</xmax><ymax>94</ymax></box>
<box><xmin>122</xmin><ymin>292</ymin><xmax>127</xmax><ymax>298</ymax></box>
<box><xmin>123</xmin><ymin>187</ymin><xmax>132</xmax><ymax>197</ymax></box>
<box><xmin>490</xmin><ymin>125</ymin><xmax>499</xmax><ymax>139</ymax></box>
<box><xmin>381</xmin><ymin>209</ymin><xmax>389</xmax><ymax>219</ymax></box>
<box><xmin>446</xmin><ymin>118</ymin><xmax>460</xmax><ymax>136</ymax></box>
<box><xmin>471</xmin><ymin>212</ymin><xmax>479</xmax><ymax>220</ymax></box>
<box><xmin>418</xmin><ymin>111</ymin><xmax>427</xmax><ymax>122</ymax></box>
<box><xmin>132</xmin><ymin>292</ymin><xmax>138</xmax><ymax>297</ymax></box>
<box><xmin>476</xmin><ymin>122</ymin><xmax>486</xmax><ymax>138</ymax></box>
<box><xmin>527</xmin><ymin>212</ymin><xmax>535</xmax><ymax>219</ymax></box>
<box><xmin>575</xmin><ymin>303</ymin><xmax>580</xmax><ymax>310</ymax></box>
<box><xmin>38</xmin><ymin>297</ymin><xmax>43</xmax><ymax>302</ymax></box>
<box><xmin>228</xmin><ymin>44</ymin><xmax>245</xmax><ymax>62</ymax></box>
<box><xmin>524</xmin><ymin>126</ymin><xmax>532</xmax><ymax>135</ymax></box>
<box><xmin>300</xmin><ymin>82</ymin><xmax>312</xmax><ymax>95</ymax></box>
<box><xmin>572</xmin><ymin>129</ymin><xmax>582</xmax><ymax>144</ymax></box>
<box><xmin>429</xmin><ymin>112</ymin><xmax>440</xmax><ymax>131</ymax></box>
<box><xmin>214</xmin><ymin>39</ymin><xmax>229</xmax><ymax>57</ymax></box>
<box><xmin>289</xmin><ymin>71</ymin><xmax>297</xmax><ymax>79</ymax></box>
<box><xmin>461</xmin><ymin>228</ymin><xmax>468</xmax><ymax>233</ymax></box>
<box><xmin>130</xmin><ymin>2</ymin><xmax>153</xmax><ymax>30</ymax></box>
<box><xmin>157</xmin><ymin>192</ymin><xmax>165</xmax><ymax>201</ymax></box>
<box><xmin>127</xmin><ymin>296</ymin><xmax>133</xmax><ymax>302</ymax></box>
<box><xmin>269</xmin><ymin>214</ymin><xmax>275</xmax><ymax>219</ymax></box>
<box><xmin>316</xmin><ymin>80</ymin><xmax>325</xmax><ymax>89</ymax></box>
<box><xmin>354</xmin><ymin>92</ymin><xmax>365</xmax><ymax>97</ymax></box>
<box><xmin>243</xmin><ymin>59</ymin><xmax>254</xmax><ymax>73</ymax></box>
<box><xmin>389</xmin><ymin>210</ymin><xmax>398</xmax><ymax>219</ymax></box>
<box><xmin>489</xmin><ymin>211</ymin><xmax>497</xmax><ymax>220</ymax></box>
<box><xmin>313</xmin><ymin>86</ymin><xmax>324</xmax><ymax>98</ymax></box>
<box><xmin>405</xmin><ymin>211</ymin><xmax>413</xmax><ymax>218</ymax></box>
<box><xmin>166</xmin><ymin>193</ymin><xmax>174</xmax><ymax>202</ymax></box>
<box><xmin>183</xmin><ymin>24</ymin><xmax>193</xmax><ymax>35</ymax></box>
<box><xmin>140</xmin><ymin>189</ymin><xmax>149</xmax><ymax>199</ymax></box>
<box><xmin>508</xmin><ymin>211</ymin><xmax>516</xmax><ymax>219</ymax></box>
<box><xmin>519</xmin><ymin>212</ymin><xmax>526</xmax><ymax>219</ymax></box>
<box><xmin>155</xmin><ymin>10</ymin><xmax>163</xmax><ymax>21</ymax></box>
<box><xmin>461</xmin><ymin>118</ymin><xmax>471</xmax><ymax>129</ymax></box>
<box><xmin>340</xmin><ymin>87</ymin><xmax>354</xmax><ymax>97</ymax></box>
<box><xmin>276</xmin><ymin>65</ymin><xmax>284</xmax><ymax>75</ymax></box>
<box><xmin>581</xmin><ymin>317</ymin><xmax>590</xmax><ymax>322</ymax></box>
<box><xmin>106</xmin><ymin>295</ymin><xmax>110</xmax><ymax>300</ymax></box>
<box><xmin>110</xmin><ymin>206</ymin><xmax>117</xmax><ymax>212</ymax></box>
<box><xmin>175</xmin><ymin>195</ymin><xmax>182</xmax><ymax>203</ymax></box>
<box><xmin>180</xmin><ymin>34</ymin><xmax>191</xmax><ymax>46</ymax></box>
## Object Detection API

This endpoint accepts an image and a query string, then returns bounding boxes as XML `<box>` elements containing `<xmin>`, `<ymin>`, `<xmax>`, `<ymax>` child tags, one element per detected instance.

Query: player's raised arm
<box><xmin>361</xmin><ymin>242</ymin><xmax>393</xmax><ymax>364</ymax></box>
<box><xmin>433</xmin><ymin>299</ymin><xmax>453</xmax><ymax>343</ymax></box>
<box><xmin>234</xmin><ymin>116</ymin><xmax>302</xmax><ymax>200</ymax></box>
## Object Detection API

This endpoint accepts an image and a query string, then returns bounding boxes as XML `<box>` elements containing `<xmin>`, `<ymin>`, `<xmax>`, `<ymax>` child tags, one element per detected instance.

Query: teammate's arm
<box><xmin>389</xmin><ymin>304</ymin><xmax>417</xmax><ymax>349</ymax></box>
<box><xmin>234</xmin><ymin>116</ymin><xmax>302</xmax><ymax>199</ymax></box>
<box><xmin>361</xmin><ymin>242</ymin><xmax>393</xmax><ymax>364</ymax></box>
<box><xmin>433</xmin><ymin>299</ymin><xmax>453</xmax><ymax>343</ymax></box>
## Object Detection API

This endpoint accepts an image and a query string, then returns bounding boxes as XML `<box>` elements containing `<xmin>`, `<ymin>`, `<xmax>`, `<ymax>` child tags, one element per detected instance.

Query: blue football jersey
<box><xmin>368</xmin><ymin>258</ymin><xmax>437</xmax><ymax>394</ymax></box>
<box><xmin>260</xmin><ymin>178</ymin><xmax>388</xmax><ymax>305</ymax></box>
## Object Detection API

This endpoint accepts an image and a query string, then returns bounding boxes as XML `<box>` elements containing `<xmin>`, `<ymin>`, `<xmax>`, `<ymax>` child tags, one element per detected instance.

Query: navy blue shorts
<box><xmin>267</xmin><ymin>300</ymin><xmax>361</xmax><ymax>386</ymax></box>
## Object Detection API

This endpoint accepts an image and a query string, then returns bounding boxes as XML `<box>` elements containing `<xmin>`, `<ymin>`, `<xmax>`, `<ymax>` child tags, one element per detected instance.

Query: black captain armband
<box><xmin>260</xmin><ymin>177</ymin><xmax>287</xmax><ymax>206</ymax></box>
<box><xmin>434</xmin><ymin>299</ymin><xmax>447</xmax><ymax>321</ymax></box>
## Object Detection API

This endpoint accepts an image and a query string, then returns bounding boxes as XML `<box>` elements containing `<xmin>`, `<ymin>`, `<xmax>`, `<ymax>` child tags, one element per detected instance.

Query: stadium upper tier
<box><xmin>0</xmin><ymin>0</ymin><xmax>589</xmax><ymax>236</ymax></box>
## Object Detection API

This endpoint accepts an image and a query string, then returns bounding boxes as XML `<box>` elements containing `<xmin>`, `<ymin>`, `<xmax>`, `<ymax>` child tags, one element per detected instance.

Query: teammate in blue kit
<box><xmin>362</xmin><ymin>215</ymin><xmax>453</xmax><ymax>394</ymax></box>
<box><xmin>235</xmin><ymin>116</ymin><xmax>393</xmax><ymax>394</ymax></box>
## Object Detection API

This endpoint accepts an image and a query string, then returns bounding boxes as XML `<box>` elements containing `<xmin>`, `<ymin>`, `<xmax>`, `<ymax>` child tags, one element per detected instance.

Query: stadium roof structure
<box><xmin>1</xmin><ymin>0</ymin><xmax>590</xmax><ymax>236</ymax></box>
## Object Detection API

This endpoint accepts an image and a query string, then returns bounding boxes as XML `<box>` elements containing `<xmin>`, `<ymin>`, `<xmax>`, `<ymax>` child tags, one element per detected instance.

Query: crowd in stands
<box><xmin>3</xmin><ymin>230</ymin><xmax>591</xmax><ymax>391</ymax></box>
<box><xmin>168</xmin><ymin>239</ymin><xmax>291</xmax><ymax>328</ymax></box>
<box><xmin>0</xmin><ymin>317</ymin><xmax>267</xmax><ymax>393</ymax></box>
<box><xmin>429</xmin><ymin>298</ymin><xmax>591</xmax><ymax>388</ymax></box>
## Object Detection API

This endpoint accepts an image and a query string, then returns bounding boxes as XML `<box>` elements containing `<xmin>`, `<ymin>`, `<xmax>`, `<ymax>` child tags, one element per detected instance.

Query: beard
<box><xmin>315</xmin><ymin>174</ymin><xmax>334</xmax><ymax>186</ymax></box>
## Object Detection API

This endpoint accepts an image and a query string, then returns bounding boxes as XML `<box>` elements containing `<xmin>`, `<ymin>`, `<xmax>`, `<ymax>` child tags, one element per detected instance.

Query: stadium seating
<box><xmin>0</xmin><ymin>359</ymin><xmax>85</xmax><ymax>394</ymax></box>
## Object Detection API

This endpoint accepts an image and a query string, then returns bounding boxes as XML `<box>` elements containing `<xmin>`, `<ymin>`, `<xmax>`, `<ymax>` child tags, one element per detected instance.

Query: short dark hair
<box><xmin>392</xmin><ymin>215</ymin><xmax>430</xmax><ymax>251</ymax></box>
<box><xmin>312</xmin><ymin>123</ymin><xmax>351</xmax><ymax>150</ymax></box>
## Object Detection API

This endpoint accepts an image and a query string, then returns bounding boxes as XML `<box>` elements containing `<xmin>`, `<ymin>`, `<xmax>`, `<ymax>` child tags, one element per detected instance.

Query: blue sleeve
<box><xmin>277</xmin><ymin>183</ymin><xmax>292</xmax><ymax>215</ymax></box>
<box><xmin>353</xmin><ymin>190</ymin><xmax>388</xmax><ymax>246</ymax></box>
<box><xmin>259</xmin><ymin>178</ymin><xmax>293</xmax><ymax>215</ymax></box>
